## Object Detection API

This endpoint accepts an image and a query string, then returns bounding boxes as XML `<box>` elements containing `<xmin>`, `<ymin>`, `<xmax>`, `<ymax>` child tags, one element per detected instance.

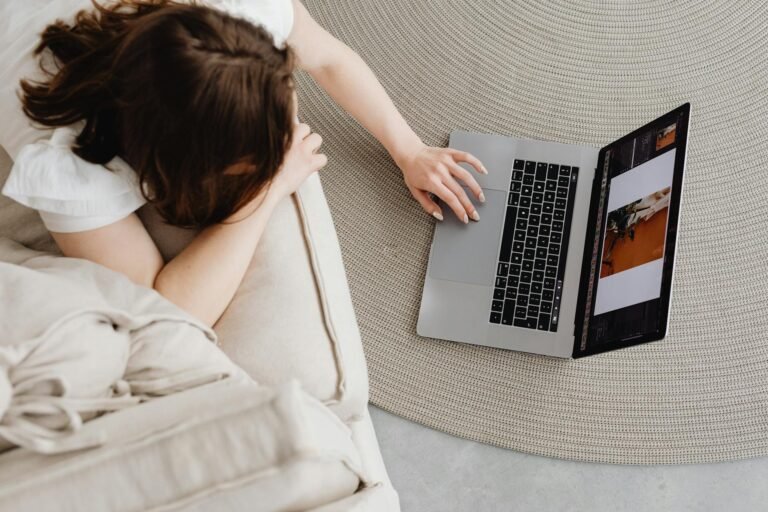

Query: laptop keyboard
<box><xmin>489</xmin><ymin>160</ymin><xmax>579</xmax><ymax>331</ymax></box>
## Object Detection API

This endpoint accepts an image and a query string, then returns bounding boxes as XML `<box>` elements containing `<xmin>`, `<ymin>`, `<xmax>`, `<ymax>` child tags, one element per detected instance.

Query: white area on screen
<box><xmin>594</xmin><ymin>259</ymin><xmax>665</xmax><ymax>315</ymax></box>
<box><xmin>606</xmin><ymin>149</ymin><xmax>676</xmax><ymax>212</ymax></box>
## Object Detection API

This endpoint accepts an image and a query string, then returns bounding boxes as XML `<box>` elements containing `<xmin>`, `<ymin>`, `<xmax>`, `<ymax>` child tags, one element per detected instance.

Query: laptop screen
<box><xmin>574</xmin><ymin>104</ymin><xmax>690</xmax><ymax>357</ymax></box>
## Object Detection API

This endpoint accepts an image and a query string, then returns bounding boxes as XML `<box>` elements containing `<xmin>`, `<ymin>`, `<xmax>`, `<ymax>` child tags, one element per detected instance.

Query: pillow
<box><xmin>0</xmin><ymin>378</ymin><xmax>366</xmax><ymax>512</ymax></box>
<box><xmin>137</xmin><ymin>173</ymin><xmax>371</xmax><ymax>423</ymax></box>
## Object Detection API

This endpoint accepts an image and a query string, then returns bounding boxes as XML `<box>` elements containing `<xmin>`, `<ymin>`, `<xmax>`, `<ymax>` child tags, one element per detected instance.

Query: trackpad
<box><xmin>428</xmin><ymin>188</ymin><xmax>506</xmax><ymax>286</ymax></box>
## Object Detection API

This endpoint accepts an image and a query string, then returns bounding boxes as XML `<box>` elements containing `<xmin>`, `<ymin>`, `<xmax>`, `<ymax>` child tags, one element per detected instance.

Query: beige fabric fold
<box><xmin>0</xmin><ymin>239</ymin><xmax>242</xmax><ymax>454</ymax></box>
<box><xmin>296</xmin><ymin>0</ymin><xmax>768</xmax><ymax>463</ymax></box>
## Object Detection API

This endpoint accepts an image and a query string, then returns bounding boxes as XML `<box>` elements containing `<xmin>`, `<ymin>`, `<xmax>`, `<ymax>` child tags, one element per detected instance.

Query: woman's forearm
<box><xmin>153</xmin><ymin>188</ymin><xmax>280</xmax><ymax>327</ymax></box>
<box><xmin>309</xmin><ymin>44</ymin><xmax>424</xmax><ymax>165</ymax></box>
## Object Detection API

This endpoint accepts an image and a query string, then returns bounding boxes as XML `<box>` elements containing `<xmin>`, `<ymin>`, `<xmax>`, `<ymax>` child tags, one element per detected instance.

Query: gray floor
<box><xmin>369</xmin><ymin>406</ymin><xmax>768</xmax><ymax>512</ymax></box>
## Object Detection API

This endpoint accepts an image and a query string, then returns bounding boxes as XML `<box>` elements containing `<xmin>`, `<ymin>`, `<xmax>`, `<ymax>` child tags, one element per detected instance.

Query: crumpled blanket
<box><xmin>0</xmin><ymin>238</ymin><xmax>245</xmax><ymax>454</ymax></box>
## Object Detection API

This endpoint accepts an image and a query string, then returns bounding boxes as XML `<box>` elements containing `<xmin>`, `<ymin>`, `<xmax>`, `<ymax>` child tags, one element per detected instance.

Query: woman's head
<box><xmin>21</xmin><ymin>0</ymin><xmax>296</xmax><ymax>228</ymax></box>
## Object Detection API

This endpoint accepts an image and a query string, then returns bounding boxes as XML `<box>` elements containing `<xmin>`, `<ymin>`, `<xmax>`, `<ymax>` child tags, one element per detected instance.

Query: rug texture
<box><xmin>295</xmin><ymin>0</ymin><xmax>768</xmax><ymax>464</ymax></box>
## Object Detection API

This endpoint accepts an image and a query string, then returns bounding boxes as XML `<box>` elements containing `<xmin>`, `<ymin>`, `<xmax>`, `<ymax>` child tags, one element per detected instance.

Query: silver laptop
<box><xmin>417</xmin><ymin>104</ymin><xmax>691</xmax><ymax>358</ymax></box>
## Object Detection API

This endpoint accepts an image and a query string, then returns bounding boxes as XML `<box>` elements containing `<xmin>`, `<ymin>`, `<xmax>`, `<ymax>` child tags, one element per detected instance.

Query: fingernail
<box><xmin>432</xmin><ymin>211</ymin><xmax>444</xmax><ymax>221</ymax></box>
<box><xmin>481</xmin><ymin>166</ymin><xmax>489</xmax><ymax>175</ymax></box>
<box><xmin>463</xmin><ymin>213</ymin><xmax>469</xmax><ymax>224</ymax></box>
<box><xmin>479</xmin><ymin>192</ymin><xmax>486</xmax><ymax>203</ymax></box>
<box><xmin>470</xmin><ymin>210</ymin><xmax>480</xmax><ymax>221</ymax></box>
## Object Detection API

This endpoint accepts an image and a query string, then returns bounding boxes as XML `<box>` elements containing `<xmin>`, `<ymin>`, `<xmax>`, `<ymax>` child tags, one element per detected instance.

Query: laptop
<box><xmin>417</xmin><ymin>103</ymin><xmax>690</xmax><ymax>358</ymax></box>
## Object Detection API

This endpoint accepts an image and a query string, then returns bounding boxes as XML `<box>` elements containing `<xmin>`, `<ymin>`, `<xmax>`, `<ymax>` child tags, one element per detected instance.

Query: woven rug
<box><xmin>295</xmin><ymin>0</ymin><xmax>768</xmax><ymax>464</ymax></box>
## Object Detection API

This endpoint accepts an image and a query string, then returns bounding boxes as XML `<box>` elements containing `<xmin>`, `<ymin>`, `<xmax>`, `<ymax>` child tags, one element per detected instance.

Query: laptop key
<box><xmin>513</xmin><ymin>241</ymin><xmax>525</xmax><ymax>252</ymax></box>
<box><xmin>524</xmin><ymin>161</ymin><xmax>536</xmax><ymax>174</ymax></box>
<box><xmin>542</xmin><ymin>289</ymin><xmax>554</xmax><ymax>301</ymax></box>
<box><xmin>511</xmin><ymin>252</ymin><xmax>522</xmax><ymax>264</ymax></box>
<box><xmin>502</xmin><ymin>301</ymin><xmax>516</xmax><ymax>324</ymax></box>
<box><xmin>491</xmin><ymin>300</ymin><xmax>504</xmax><ymax>312</ymax></box>
<box><xmin>546</xmin><ymin>180</ymin><xmax>557</xmax><ymax>191</ymax></box>
<box><xmin>529</xmin><ymin>293</ymin><xmax>541</xmax><ymax>306</ymax></box>
<box><xmin>540</xmin><ymin>302</ymin><xmax>552</xmax><ymax>313</ymax></box>
<box><xmin>512</xmin><ymin>170</ymin><xmax>523</xmax><ymax>180</ymax></box>
<box><xmin>542</xmin><ymin>203</ymin><xmax>554</xmax><ymax>214</ymax></box>
<box><xmin>515</xmin><ymin>307</ymin><xmax>528</xmax><ymax>319</ymax></box>
<box><xmin>536</xmin><ymin>163</ymin><xmax>547</xmax><ymax>180</ymax></box>
<box><xmin>523</xmin><ymin>175</ymin><xmax>534</xmax><ymax>185</ymax></box>
<box><xmin>508</xmin><ymin>193</ymin><xmax>520</xmax><ymax>206</ymax></box>
<box><xmin>527</xmin><ymin>305</ymin><xmax>539</xmax><ymax>317</ymax></box>
<box><xmin>494</xmin><ymin>288</ymin><xmax>505</xmax><ymax>300</ymax></box>
<box><xmin>514</xmin><ymin>318</ymin><xmax>537</xmax><ymax>329</ymax></box>
<box><xmin>538</xmin><ymin>313</ymin><xmax>550</xmax><ymax>330</ymax></box>
<box><xmin>490</xmin><ymin>312</ymin><xmax>502</xmax><ymax>324</ymax></box>
<box><xmin>495</xmin><ymin>277</ymin><xmax>507</xmax><ymax>288</ymax></box>
<box><xmin>518</xmin><ymin>296</ymin><xmax>529</xmax><ymax>307</ymax></box>
<box><xmin>509</xmin><ymin>275</ymin><xmax>520</xmax><ymax>287</ymax></box>
<box><xmin>518</xmin><ymin>283</ymin><xmax>530</xmax><ymax>295</ymax></box>
<box><xmin>514</xmin><ymin>159</ymin><xmax>525</xmax><ymax>170</ymax></box>
<box><xmin>505</xmin><ymin>287</ymin><xmax>517</xmax><ymax>300</ymax></box>
<box><xmin>547</xmin><ymin>164</ymin><xmax>559</xmax><ymax>180</ymax></box>
<box><xmin>497</xmin><ymin>262</ymin><xmax>509</xmax><ymax>276</ymax></box>
<box><xmin>524</xmin><ymin>248</ymin><xmax>535</xmax><ymax>260</ymax></box>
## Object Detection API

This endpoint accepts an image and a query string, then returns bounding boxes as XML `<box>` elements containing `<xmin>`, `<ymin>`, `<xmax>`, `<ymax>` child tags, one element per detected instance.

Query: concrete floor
<box><xmin>369</xmin><ymin>406</ymin><xmax>768</xmax><ymax>512</ymax></box>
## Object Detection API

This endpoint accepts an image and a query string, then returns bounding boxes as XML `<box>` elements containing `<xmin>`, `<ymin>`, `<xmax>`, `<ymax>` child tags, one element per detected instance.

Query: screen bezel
<box><xmin>573</xmin><ymin>103</ymin><xmax>690</xmax><ymax>358</ymax></box>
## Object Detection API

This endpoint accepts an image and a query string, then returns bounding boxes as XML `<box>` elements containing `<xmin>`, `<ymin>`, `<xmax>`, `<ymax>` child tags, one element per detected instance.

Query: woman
<box><xmin>0</xmin><ymin>0</ymin><xmax>486</xmax><ymax>326</ymax></box>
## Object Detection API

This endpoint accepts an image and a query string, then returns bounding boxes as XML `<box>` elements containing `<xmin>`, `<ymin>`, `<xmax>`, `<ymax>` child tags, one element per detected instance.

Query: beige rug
<box><xmin>295</xmin><ymin>0</ymin><xmax>768</xmax><ymax>464</ymax></box>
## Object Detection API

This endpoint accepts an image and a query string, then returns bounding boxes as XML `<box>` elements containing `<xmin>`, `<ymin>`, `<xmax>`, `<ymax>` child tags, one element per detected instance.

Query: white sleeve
<box><xmin>0</xmin><ymin>127</ymin><xmax>147</xmax><ymax>233</ymax></box>
<box><xmin>205</xmin><ymin>0</ymin><xmax>295</xmax><ymax>48</ymax></box>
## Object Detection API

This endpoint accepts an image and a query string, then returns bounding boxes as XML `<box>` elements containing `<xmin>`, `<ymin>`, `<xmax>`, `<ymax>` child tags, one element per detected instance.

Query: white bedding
<box><xmin>0</xmin><ymin>238</ymin><xmax>245</xmax><ymax>454</ymax></box>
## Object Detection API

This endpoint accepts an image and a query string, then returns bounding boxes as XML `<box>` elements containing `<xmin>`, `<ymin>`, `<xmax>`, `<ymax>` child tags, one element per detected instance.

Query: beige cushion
<box><xmin>137</xmin><ymin>173</ymin><xmax>370</xmax><ymax>423</ymax></box>
<box><xmin>0</xmin><ymin>377</ymin><xmax>365</xmax><ymax>512</ymax></box>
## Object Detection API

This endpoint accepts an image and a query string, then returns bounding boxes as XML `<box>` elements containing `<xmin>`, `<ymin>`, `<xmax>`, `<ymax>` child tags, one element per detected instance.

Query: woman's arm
<box><xmin>287</xmin><ymin>0</ymin><xmax>488</xmax><ymax>224</ymax></box>
<box><xmin>52</xmin><ymin>123</ymin><xmax>325</xmax><ymax>327</ymax></box>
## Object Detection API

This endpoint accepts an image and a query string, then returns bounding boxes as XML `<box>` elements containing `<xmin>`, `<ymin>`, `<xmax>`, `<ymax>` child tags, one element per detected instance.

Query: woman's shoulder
<box><xmin>1</xmin><ymin>125</ymin><xmax>148</xmax><ymax>233</ymax></box>
<box><xmin>199</xmin><ymin>0</ymin><xmax>295</xmax><ymax>47</ymax></box>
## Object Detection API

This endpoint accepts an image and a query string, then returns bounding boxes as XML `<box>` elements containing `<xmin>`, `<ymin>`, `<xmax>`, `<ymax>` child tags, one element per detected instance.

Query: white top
<box><xmin>0</xmin><ymin>0</ymin><xmax>294</xmax><ymax>233</ymax></box>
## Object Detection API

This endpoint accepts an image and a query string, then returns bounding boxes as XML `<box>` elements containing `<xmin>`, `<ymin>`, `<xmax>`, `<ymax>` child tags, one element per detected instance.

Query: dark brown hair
<box><xmin>20</xmin><ymin>0</ymin><xmax>296</xmax><ymax>228</ymax></box>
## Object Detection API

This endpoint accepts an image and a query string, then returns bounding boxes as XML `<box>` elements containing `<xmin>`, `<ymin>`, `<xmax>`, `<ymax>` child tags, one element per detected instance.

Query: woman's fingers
<box><xmin>433</xmin><ymin>182</ymin><xmax>471</xmax><ymax>224</ymax></box>
<box><xmin>448</xmin><ymin>161</ymin><xmax>485</xmax><ymax>203</ymax></box>
<box><xmin>442</xmin><ymin>176</ymin><xmax>479</xmax><ymax>222</ymax></box>
<box><xmin>449</xmin><ymin>149</ymin><xmax>487</xmax><ymax>175</ymax></box>
<box><xmin>304</xmin><ymin>132</ymin><xmax>323</xmax><ymax>153</ymax></box>
<box><xmin>411</xmin><ymin>187</ymin><xmax>444</xmax><ymax>221</ymax></box>
<box><xmin>294</xmin><ymin>123</ymin><xmax>311</xmax><ymax>141</ymax></box>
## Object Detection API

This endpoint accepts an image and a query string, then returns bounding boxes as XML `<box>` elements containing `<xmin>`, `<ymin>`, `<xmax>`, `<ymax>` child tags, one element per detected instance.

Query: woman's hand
<box><xmin>269</xmin><ymin>122</ymin><xmax>327</xmax><ymax>201</ymax></box>
<box><xmin>396</xmin><ymin>143</ymin><xmax>488</xmax><ymax>224</ymax></box>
